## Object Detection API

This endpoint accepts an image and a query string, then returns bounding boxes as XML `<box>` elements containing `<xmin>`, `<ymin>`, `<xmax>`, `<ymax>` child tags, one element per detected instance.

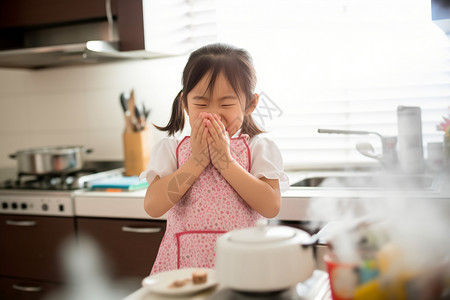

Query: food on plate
<box><xmin>169</xmin><ymin>278</ymin><xmax>192</xmax><ymax>288</ymax></box>
<box><xmin>168</xmin><ymin>269</ymin><xmax>208</xmax><ymax>288</ymax></box>
<box><xmin>192</xmin><ymin>270</ymin><xmax>208</xmax><ymax>284</ymax></box>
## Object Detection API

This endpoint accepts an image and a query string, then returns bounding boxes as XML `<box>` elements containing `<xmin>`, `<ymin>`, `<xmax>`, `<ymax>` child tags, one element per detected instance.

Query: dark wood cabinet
<box><xmin>76</xmin><ymin>217</ymin><xmax>166</xmax><ymax>284</ymax></box>
<box><xmin>0</xmin><ymin>215</ymin><xmax>76</xmax><ymax>300</ymax></box>
<box><xmin>0</xmin><ymin>276</ymin><xmax>60</xmax><ymax>300</ymax></box>
<box><xmin>0</xmin><ymin>0</ymin><xmax>145</xmax><ymax>51</ymax></box>
<box><xmin>0</xmin><ymin>0</ymin><xmax>118</xmax><ymax>28</ymax></box>
<box><xmin>0</xmin><ymin>214</ymin><xmax>166</xmax><ymax>299</ymax></box>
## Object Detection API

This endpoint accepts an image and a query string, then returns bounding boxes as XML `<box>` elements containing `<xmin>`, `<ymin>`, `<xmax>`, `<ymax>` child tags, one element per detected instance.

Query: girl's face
<box><xmin>185</xmin><ymin>72</ymin><xmax>251</xmax><ymax>137</ymax></box>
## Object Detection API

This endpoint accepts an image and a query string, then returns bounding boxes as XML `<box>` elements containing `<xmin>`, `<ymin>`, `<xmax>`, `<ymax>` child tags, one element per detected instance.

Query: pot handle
<box><xmin>301</xmin><ymin>234</ymin><xmax>320</xmax><ymax>248</ymax></box>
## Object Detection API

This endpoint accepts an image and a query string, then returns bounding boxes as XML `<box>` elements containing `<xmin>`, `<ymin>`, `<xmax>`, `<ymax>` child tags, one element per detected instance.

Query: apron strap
<box><xmin>175</xmin><ymin>230</ymin><xmax>227</xmax><ymax>269</ymax></box>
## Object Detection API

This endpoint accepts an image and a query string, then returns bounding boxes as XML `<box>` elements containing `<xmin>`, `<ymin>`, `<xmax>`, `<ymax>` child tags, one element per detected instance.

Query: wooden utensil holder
<box><xmin>123</xmin><ymin>128</ymin><xmax>150</xmax><ymax>176</ymax></box>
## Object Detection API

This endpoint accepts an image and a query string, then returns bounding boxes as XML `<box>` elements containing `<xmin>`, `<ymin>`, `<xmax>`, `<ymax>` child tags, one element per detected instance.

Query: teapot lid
<box><xmin>228</xmin><ymin>225</ymin><xmax>297</xmax><ymax>244</ymax></box>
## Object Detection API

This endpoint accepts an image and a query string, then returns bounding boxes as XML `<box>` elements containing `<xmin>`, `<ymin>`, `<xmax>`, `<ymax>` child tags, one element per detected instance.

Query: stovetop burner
<box><xmin>1</xmin><ymin>161</ymin><xmax>124</xmax><ymax>191</ymax></box>
<box><xmin>9</xmin><ymin>169</ymin><xmax>96</xmax><ymax>190</ymax></box>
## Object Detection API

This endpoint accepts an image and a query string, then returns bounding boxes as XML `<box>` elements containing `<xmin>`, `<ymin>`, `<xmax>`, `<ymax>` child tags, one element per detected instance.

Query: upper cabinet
<box><xmin>0</xmin><ymin>0</ymin><xmax>216</xmax><ymax>69</ymax></box>
<box><xmin>0</xmin><ymin>0</ymin><xmax>144</xmax><ymax>52</ymax></box>
<box><xmin>0</xmin><ymin>0</ymin><xmax>117</xmax><ymax>28</ymax></box>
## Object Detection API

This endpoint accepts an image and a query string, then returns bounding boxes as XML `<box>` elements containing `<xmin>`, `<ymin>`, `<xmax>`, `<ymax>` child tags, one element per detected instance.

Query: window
<box><xmin>215</xmin><ymin>0</ymin><xmax>450</xmax><ymax>170</ymax></box>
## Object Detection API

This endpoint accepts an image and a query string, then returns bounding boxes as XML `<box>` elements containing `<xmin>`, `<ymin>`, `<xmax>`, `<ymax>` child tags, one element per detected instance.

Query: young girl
<box><xmin>141</xmin><ymin>43</ymin><xmax>289</xmax><ymax>275</ymax></box>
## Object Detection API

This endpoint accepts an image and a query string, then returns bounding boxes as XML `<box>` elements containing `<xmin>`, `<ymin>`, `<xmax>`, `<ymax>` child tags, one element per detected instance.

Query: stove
<box><xmin>0</xmin><ymin>161</ymin><xmax>124</xmax><ymax>217</ymax></box>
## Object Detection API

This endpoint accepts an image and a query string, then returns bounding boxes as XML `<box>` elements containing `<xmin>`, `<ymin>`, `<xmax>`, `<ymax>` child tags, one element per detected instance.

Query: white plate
<box><xmin>141</xmin><ymin>268</ymin><xmax>217</xmax><ymax>296</ymax></box>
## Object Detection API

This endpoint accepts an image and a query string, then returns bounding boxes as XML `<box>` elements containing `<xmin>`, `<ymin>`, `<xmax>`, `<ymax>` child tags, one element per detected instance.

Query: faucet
<box><xmin>318</xmin><ymin>129</ymin><xmax>398</xmax><ymax>170</ymax></box>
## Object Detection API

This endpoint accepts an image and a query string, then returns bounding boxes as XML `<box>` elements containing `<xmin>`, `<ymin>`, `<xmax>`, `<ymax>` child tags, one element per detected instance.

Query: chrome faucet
<box><xmin>318</xmin><ymin>129</ymin><xmax>398</xmax><ymax>170</ymax></box>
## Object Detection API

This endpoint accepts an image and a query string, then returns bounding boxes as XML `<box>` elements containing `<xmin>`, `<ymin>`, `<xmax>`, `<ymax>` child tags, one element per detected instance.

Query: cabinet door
<box><xmin>0</xmin><ymin>276</ymin><xmax>60</xmax><ymax>300</ymax></box>
<box><xmin>76</xmin><ymin>218</ymin><xmax>165</xmax><ymax>280</ymax></box>
<box><xmin>0</xmin><ymin>215</ymin><xmax>75</xmax><ymax>283</ymax></box>
<box><xmin>0</xmin><ymin>0</ymin><xmax>117</xmax><ymax>28</ymax></box>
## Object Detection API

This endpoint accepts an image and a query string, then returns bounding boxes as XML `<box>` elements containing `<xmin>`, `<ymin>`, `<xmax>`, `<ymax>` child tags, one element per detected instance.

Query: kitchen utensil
<box><xmin>215</xmin><ymin>225</ymin><xmax>317</xmax><ymax>292</ymax></box>
<box><xmin>397</xmin><ymin>106</ymin><xmax>424</xmax><ymax>173</ymax></box>
<box><xmin>355</xmin><ymin>142</ymin><xmax>382</xmax><ymax>160</ymax></box>
<box><xmin>142</xmin><ymin>103</ymin><xmax>151</xmax><ymax>120</ymax></box>
<box><xmin>134</xmin><ymin>105</ymin><xmax>147</xmax><ymax>130</ymax></box>
<box><xmin>121</xmin><ymin>89</ymin><xmax>148</xmax><ymax>132</ymax></box>
<box><xmin>318</xmin><ymin>128</ymin><xmax>398</xmax><ymax>170</ymax></box>
<box><xmin>9</xmin><ymin>146</ymin><xmax>93</xmax><ymax>175</ymax></box>
<box><xmin>120</xmin><ymin>92</ymin><xmax>129</xmax><ymax>113</ymax></box>
<box><xmin>324</xmin><ymin>254</ymin><xmax>359</xmax><ymax>300</ymax></box>
<box><xmin>127</xmin><ymin>90</ymin><xmax>142</xmax><ymax>132</ymax></box>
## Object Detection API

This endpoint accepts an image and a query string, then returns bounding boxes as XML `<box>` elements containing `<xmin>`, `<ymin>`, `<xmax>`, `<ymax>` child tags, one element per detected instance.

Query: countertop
<box><xmin>123</xmin><ymin>270</ymin><xmax>331</xmax><ymax>300</ymax></box>
<box><xmin>72</xmin><ymin>171</ymin><xmax>450</xmax><ymax>221</ymax></box>
<box><xmin>1</xmin><ymin>167</ymin><xmax>448</xmax><ymax>221</ymax></box>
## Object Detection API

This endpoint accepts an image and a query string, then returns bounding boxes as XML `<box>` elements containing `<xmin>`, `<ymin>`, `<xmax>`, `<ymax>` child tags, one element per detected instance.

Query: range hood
<box><xmin>0</xmin><ymin>41</ymin><xmax>170</xmax><ymax>69</ymax></box>
<box><xmin>0</xmin><ymin>0</ymin><xmax>216</xmax><ymax>70</ymax></box>
<box><xmin>0</xmin><ymin>21</ymin><xmax>171</xmax><ymax>69</ymax></box>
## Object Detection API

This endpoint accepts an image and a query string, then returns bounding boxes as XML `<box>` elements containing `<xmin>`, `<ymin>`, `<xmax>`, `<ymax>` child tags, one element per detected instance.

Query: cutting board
<box><xmin>90</xmin><ymin>176</ymin><xmax>148</xmax><ymax>191</ymax></box>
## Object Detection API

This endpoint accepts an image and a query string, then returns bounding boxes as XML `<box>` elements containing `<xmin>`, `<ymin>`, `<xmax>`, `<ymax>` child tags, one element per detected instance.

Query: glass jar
<box><xmin>445</xmin><ymin>131</ymin><xmax>450</xmax><ymax>171</ymax></box>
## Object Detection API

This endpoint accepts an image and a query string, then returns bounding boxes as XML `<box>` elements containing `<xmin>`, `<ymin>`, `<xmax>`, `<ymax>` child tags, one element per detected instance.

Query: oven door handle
<box><xmin>121</xmin><ymin>226</ymin><xmax>162</xmax><ymax>234</ymax></box>
<box><xmin>6</xmin><ymin>220</ymin><xmax>37</xmax><ymax>227</ymax></box>
<box><xmin>12</xmin><ymin>284</ymin><xmax>43</xmax><ymax>292</ymax></box>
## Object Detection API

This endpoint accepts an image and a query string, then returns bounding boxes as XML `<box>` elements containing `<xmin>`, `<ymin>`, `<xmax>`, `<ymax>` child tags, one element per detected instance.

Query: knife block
<box><xmin>123</xmin><ymin>128</ymin><xmax>150</xmax><ymax>176</ymax></box>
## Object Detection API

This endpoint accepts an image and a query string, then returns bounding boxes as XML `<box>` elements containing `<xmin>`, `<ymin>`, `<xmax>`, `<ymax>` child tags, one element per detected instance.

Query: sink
<box><xmin>290</xmin><ymin>173</ymin><xmax>436</xmax><ymax>190</ymax></box>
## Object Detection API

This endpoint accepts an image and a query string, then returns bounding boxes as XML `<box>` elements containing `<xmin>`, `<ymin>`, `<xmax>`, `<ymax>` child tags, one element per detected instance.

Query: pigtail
<box><xmin>241</xmin><ymin>115</ymin><xmax>264</xmax><ymax>138</ymax></box>
<box><xmin>154</xmin><ymin>90</ymin><xmax>185</xmax><ymax>136</ymax></box>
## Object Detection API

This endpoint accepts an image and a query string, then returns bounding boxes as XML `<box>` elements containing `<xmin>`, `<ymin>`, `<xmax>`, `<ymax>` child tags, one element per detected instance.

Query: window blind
<box><xmin>142</xmin><ymin>0</ymin><xmax>216</xmax><ymax>54</ymax></box>
<box><xmin>216</xmin><ymin>0</ymin><xmax>450</xmax><ymax>170</ymax></box>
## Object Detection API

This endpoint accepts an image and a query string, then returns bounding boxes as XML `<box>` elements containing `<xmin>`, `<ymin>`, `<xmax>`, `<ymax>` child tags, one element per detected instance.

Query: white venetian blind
<box><xmin>216</xmin><ymin>0</ymin><xmax>450</xmax><ymax>170</ymax></box>
<box><xmin>142</xmin><ymin>0</ymin><xmax>216</xmax><ymax>54</ymax></box>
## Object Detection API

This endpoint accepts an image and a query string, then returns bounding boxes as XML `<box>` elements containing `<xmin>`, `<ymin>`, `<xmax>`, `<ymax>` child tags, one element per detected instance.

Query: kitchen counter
<box><xmin>123</xmin><ymin>270</ymin><xmax>331</xmax><ymax>300</ymax></box>
<box><xmin>73</xmin><ymin>171</ymin><xmax>450</xmax><ymax>221</ymax></box>
<box><xmin>73</xmin><ymin>189</ymin><xmax>160</xmax><ymax>219</ymax></box>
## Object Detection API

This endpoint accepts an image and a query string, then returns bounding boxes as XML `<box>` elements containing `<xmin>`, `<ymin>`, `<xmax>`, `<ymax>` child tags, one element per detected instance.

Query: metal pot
<box><xmin>215</xmin><ymin>225</ymin><xmax>317</xmax><ymax>292</ymax></box>
<box><xmin>9</xmin><ymin>146</ymin><xmax>93</xmax><ymax>175</ymax></box>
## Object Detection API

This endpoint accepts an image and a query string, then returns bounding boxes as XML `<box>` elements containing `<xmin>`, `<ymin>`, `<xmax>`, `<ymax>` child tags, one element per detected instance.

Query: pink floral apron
<box><xmin>150</xmin><ymin>135</ymin><xmax>261</xmax><ymax>275</ymax></box>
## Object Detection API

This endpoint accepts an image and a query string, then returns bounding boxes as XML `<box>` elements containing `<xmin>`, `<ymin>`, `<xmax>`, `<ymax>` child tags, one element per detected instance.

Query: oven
<box><xmin>0</xmin><ymin>161</ymin><xmax>124</xmax><ymax>299</ymax></box>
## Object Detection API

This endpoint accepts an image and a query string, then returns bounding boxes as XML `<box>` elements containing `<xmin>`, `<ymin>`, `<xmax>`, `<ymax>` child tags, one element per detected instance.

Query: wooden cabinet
<box><xmin>76</xmin><ymin>217</ymin><xmax>166</xmax><ymax>286</ymax></box>
<box><xmin>0</xmin><ymin>214</ymin><xmax>165</xmax><ymax>298</ymax></box>
<box><xmin>0</xmin><ymin>215</ymin><xmax>76</xmax><ymax>299</ymax></box>
<box><xmin>0</xmin><ymin>0</ymin><xmax>118</xmax><ymax>28</ymax></box>
<box><xmin>0</xmin><ymin>276</ymin><xmax>60</xmax><ymax>300</ymax></box>
<box><xmin>0</xmin><ymin>0</ymin><xmax>145</xmax><ymax>51</ymax></box>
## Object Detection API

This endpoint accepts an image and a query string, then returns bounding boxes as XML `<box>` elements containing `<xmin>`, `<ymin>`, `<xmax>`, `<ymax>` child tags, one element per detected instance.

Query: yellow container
<box><xmin>123</xmin><ymin>128</ymin><xmax>150</xmax><ymax>176</ymax></box>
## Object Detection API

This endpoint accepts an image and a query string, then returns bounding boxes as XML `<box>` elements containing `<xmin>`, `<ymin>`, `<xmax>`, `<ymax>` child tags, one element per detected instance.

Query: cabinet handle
<box><xmin>12</xmin><ymin>284</ymin><xmax>43</xmax><ymax>292</ymax></box>
<box><xmin>121</xmin><ymin>226</ymin><xmax>162</xmax><ymax>234</ymax></box>
<box><xmin>6</xmin><ymin>220</ymin><xmax>37</xmax><ymax>227</ymax></box>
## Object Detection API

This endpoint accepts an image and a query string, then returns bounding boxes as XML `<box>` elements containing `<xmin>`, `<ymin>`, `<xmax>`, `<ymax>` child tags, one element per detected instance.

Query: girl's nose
<box><xmin>207</xmin><ymin>111</ymin><xmax>222</xmax><ymax>121</ymax></box>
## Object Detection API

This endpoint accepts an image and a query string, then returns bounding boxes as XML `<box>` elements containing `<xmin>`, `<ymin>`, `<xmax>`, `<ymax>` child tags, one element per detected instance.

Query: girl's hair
<box><xmin>155</xmin><ymin>43</ymin><xmax>263</xmax><ymax>137</ymax></box>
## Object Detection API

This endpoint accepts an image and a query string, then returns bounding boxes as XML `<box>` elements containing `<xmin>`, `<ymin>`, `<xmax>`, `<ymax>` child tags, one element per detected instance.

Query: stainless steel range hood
<box><xmin>0</xmin><ymin>21</ymin><xmax>170</xmax><ymax>69</ymax></box>
<box><xmin>0</xmin><ymin>41</ymin><xmax>166</xmax><ymax>69</ymax></box>
<box><xmin>0</xmin><ymin>0</ymin><xmax>216</xmax><ymax>70</ymax></box>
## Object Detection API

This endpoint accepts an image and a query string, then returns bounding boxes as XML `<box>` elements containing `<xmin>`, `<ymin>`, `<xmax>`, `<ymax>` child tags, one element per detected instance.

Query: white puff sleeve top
<box><xmin>140</xmin><ymin>135</ymin><xmax>290</xmax><ymax>192</ymax></box>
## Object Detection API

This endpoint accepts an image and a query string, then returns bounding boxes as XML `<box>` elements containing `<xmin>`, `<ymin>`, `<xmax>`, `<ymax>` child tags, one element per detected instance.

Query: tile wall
<box><xmin>0</xmin><ymin>55</ymin><xmax>188</xmax><ymax>168</ymax></box>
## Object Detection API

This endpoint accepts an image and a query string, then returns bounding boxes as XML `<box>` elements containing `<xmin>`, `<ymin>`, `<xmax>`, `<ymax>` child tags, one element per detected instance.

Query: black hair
<box><xmin>155</xmin><ymin>43</ymin><xmax>263</xmax><ymax>137</ymax></box>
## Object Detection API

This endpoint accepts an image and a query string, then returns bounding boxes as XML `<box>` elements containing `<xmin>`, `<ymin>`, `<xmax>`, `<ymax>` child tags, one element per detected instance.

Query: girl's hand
<box><xmin>190</xmin><ymin>112</ymin><xmax>210</xmax><ymax>168</ymax></box>
<box><xmin>205</xmin><ymin>113</ymin><xmax>233</xmax><ymax>171</ymax></box>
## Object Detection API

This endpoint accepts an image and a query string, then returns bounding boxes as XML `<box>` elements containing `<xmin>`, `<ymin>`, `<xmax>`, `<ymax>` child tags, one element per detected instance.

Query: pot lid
<box><xmin>228</xmin><ymin>225</ymin><xmax>297</xmax><ymax>244</ymax></box>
